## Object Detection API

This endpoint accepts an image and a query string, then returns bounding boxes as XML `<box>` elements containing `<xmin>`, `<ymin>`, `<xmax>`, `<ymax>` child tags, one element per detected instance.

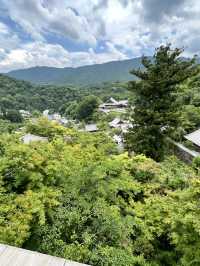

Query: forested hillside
<box><xmin>6</xmin><ymin>57</ymin><xmax>200</xmax><ymax>86</ymax></box>
<box><xmin>0</xmin><ymin>74</ymin><xmax>130</xmax><ymax>113</ymax></box>
<box><xmin>7</xmin><ymin>57</ymin><xmax>144</xmax><ymax>85</ymax></box>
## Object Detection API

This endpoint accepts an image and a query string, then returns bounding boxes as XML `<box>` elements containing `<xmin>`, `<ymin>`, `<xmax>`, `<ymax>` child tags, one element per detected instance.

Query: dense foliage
<box><xmin>75</xmin><ymin>95</ymin><xmax>100</xmax><ymax>121</ymax></box>
<box><xmin>0</xmin><ymin>75</ymin><xmax>130</xmax><ymax>116</ymax></box>
<box><xmin>179</xmin><ymin>73</ymin><xmax>200</xmax><ymax>134</ymax></box>
<box><xmin>0</xmin><ymin>119</ymin><xmax>21</xmax><ymax>133</ymax></box>
<box><xmin>126</xmin><ymin>45</ymin><xmax>198</xmax><ymax>161</ymax></box>
<box><xmin>0</xmin><ymin>119</ymin><xmax>200</xmax><ymax>266</ymax></box>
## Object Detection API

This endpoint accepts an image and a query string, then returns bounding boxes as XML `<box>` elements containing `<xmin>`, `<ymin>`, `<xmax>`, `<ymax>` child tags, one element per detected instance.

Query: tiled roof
<box><xmin>85</xmin><ymin>124</ymin><xmax>98</xmax><ymax>132</ymax></box>
<box><xmin>184</xmin><ymin>128</ymin><xmax>200</xmax><ymax>147</ymax></box>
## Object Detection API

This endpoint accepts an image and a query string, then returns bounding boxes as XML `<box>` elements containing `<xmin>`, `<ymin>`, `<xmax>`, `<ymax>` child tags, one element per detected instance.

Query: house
<box><xmin>105</xmin><ymin>97</ymin><xmax>128</xmax><ymax>107</ymax></box>
<box><xmin>43</xmin><ymin>110</ymin><xmax>62</xmax><ymax>123</ymax></box>
<box><xmin>120</xmin><ymin>122</ymin><xmax>133</xmax><ymax>133</ymax></box>
<box><xmin>60</xmin><ymin>118</ymin><xmax>69</xmax><ymax>126</ymax></box>
<box><xmin>46</xmin><ymin>113</ymin><xmax>62</xmax><ymax>122</ymax></box>
<box><xmin>85</xmin><ymin>124</ymin><xmax>98</xmax><ymax>132</ymax></box>
<box><xmin>109</xmin><ymin>118</ymin><xmax>123</xmax><ymax>128</ymax></box>
<box><xmin>99</xmin><ymin>97</ymin><xmax>128</xmax><ymax>108</ymax></box>
<box><xmin>43</xmin><ymin>109</ymin><xmax>49</xmax><ymax>117</ymax></box>
<box><xmin>184</xmin><ymin>128</ymin><xmax>200</xmax><ymax>151</ymax></box>
<box><xmin>21</xmin><ymin>133</ymin><xmax>48</xmax><ymax>144</ymax></box>
<box><xmin>19</xmin><ymin>110</ymin><xmax>31</xmax><ymax>118</ymax></box>
<box><xmin>43</xmin><ymin>110</ymin><xmax>72</xmax><ymax>126</ymax></box>
<box><xmin>113</xmin><ymin>134</ymin><xmax>124</xmax><ymax>151</ymax></box>
<box><xmin>51</xmin><ymin>113</ymin><xmax>62</xmax><ymax>121</ymax></box>
<box><xmin>113</xmin><ymin>134</ymin><xmax>122</xmax><ymax>144</ymax></box>
<box><xmin>99</xmin><ymin>97</ymin><xmax>128</xmax><ymax>113</ymax></box>
<box><xmin>109</xmin><ymin>118</ymin><xmax>133</xmax><ymax>133</ymax></box>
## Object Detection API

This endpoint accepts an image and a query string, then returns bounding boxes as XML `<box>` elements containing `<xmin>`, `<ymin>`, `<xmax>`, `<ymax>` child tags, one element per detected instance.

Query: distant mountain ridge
<box><xmin>6</xmin><ymin>56</ymin><xmax>199</xmax><ymax>86</ymax></box>
<box><xmin>6</xmin><ymin>57</ymin><xmax>145</xmax><ymax>86</ymax></box>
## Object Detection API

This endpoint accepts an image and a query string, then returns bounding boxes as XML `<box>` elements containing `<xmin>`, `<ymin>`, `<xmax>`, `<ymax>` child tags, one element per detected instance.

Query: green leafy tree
<box><xmin>64</xmin><ymin>101</ymin><xmax>78</xmax><ymax>119</ymax></box>
<box><xmin>126</xmin><ymin>45</ymin><xmax>198</xmax><ymax>161</ymax></box>
<box><xmin>0</xmin><ymin>97</ymin><xmax>15</xmax><ymax>109</ymax></box>
<box><xmin>76</xmin><ymin>95</ymin><xmax>100</xmax><ymax>121</ymax></box>
<box><xmin>4</xmin><ymin>109</ymin><xmax>23</xmax><ymax>123</ymax></box>
<box><xmin>0</xmin><ymin>119</ymin><xmax>19</xmax><ymax>133</ymax></box>
<box><xmin>178</xmin><ymin>71</ymin><xmax>200</xmax><ymax>133</ymax></box>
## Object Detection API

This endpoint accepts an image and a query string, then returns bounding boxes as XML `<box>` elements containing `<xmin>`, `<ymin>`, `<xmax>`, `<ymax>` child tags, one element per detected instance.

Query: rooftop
<box><xmin>99</xmin><ymin>98</ymin><xmax>128</xmax><ymax>109</ymax></box>
<box><xmin>0</xmin><ymin>244</ymin><xmax>89</xmax><ymax>266</ymax></box>
<box><xmin>22</xmin><ymin>133</ymin><xmax>48</xmax><ymax>144</ymax></box>
<box><xmin>109</xmin><ymin>118</ymin><xmax>122</xmax><ymax>127</ymax></box>
<box><xmin>85</xmin><ymin>124</ymin><xmax>98</xmax><ymax>132</ymax></box>
<box><xmin>184</xmin><ymin>128</ymin><xmax>200</xmax><ymax>147</ymax></box>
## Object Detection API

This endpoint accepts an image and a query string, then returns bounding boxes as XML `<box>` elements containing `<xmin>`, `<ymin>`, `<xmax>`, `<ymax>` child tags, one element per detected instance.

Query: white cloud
<box><xmin>0</xmin><ymin>0</ymin><xmax>200</xmax><ymax>72</ymax></box>
<box><xmin>2</xmin><ymin>0</ymin><xmax>97</xmax><ymax>45</ymax></box>
<box><xmin>0</xmin><ymin>22</ymin><xmax>20</xmax><ymax>50</ymax></box>
<box><xmin>0</xmin><ymin>42</ymin><xmax>69</xmax><ymax>72</ymax></box>
<box><xmin>69</xmin><ymin>42</ymin><xmax>127</xmax><ymax>67</ymax></box>
<box><xmin>0</xmin><ymin>41</ymin><xmax>127</xmax><ymax>72</ymax></box>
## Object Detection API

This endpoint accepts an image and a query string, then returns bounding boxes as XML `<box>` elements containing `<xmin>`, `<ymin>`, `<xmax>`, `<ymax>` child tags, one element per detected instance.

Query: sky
<box><xmin>0</xmin><ymin>0</ymin><xmax>199</xmax><ymax>72</ymax></box>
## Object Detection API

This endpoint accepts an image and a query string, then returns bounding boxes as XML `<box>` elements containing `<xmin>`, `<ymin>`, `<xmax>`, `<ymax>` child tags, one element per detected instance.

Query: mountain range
<box><xmin>6</xmin><ymin>57</ymin><xmax>144</xmax><ymax>86</ymax></box>
<box><xmin>6</xmin><ymin>56</ymin><xmax>199</xmax><ymax>86</ymax></box>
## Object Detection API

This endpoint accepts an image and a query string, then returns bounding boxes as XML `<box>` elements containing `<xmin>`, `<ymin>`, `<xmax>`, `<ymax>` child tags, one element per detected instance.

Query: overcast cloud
<box><xmin>0</xmin><ymin>0</ymin><xmax>199</xmax><ymax>72</ymax></box>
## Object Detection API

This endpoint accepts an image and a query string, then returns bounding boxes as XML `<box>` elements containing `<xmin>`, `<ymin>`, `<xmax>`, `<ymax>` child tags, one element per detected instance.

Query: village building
<box><xmin>60</xmin><ymin>118</ymin><xmax>69</xmax><ymax>126</ymax></box>
<box><xmin>43</xmin><ymin>110</ymin><xmax>49</xmax><ymax>117</ymax></box>
<box><xmin>113</xmin><ymin>134</ymin><xmax>122</xmax><ymax>144</ymax></box>
<box><xmin>19</xmin><ymin>110</ymin><xmax>31</xmax><ymax>119</ymax></box>
<box><xmin>85</xmin><ymin>124</ymin><xmax>98</xmax><ymax>132</ymax></box>
<box><xmin>43</xmin><ymin>110</ymin><xmax>61</xmax><ymax>122</ymax></box>
<box><xmin>109</xmin><ymin>118</ymin><xmax>133</xmax><ymax>133</ymax></box>
<box><xmin>109</xmin><ymin>117</ymin><xmax>122</xmax><ymax>128</ymax></box>
<box><xmin>43</xmin><ymin>109</ymin><xmax>70</xmax><ymax>125</ymax></box>
<box><xmin>50</xmin><ymin>113</ymin><xmax>62</xmax><ymax>121</ymax></box>
<box><xmin>99</xmin><ymin>97</ymin><xmax>128</xmax><ymax>113</ymax></box>
<box><xmin>21</xmin><ymin>133</ymin><xmax>48</xmax><ymax>144</ymax></box>
<box><xmin>48</xmin><ymin>113</ymin><xmax>62</xmax><ymax>122</ymax></box>
<box><xmin>113</xmin><ymin>134</ymin><xmax>124</xmax><ymax>151</ymax></box>
<box><xmin>184</xmin><ymin>128</ymin><xmax>200</xmax><ymax>151</ymax></box>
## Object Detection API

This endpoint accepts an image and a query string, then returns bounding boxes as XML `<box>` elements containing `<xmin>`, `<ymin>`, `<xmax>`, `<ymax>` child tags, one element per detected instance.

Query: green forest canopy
<box><xmin>0</xmin><ymin>118</ymin><xmax>200</xmax><ymax>266</ymax></box>
<box><xmin>0</xmin><ymin>74</ymin><xmax>130</xmax><ymax>114</ymax></box>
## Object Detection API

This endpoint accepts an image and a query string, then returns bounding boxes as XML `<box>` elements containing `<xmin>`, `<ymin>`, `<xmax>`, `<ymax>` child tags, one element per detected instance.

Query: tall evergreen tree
<box><xmin>126</xmin><ymin>45</ymin><xmax>198</xmax><ymax>161</ymax></box>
